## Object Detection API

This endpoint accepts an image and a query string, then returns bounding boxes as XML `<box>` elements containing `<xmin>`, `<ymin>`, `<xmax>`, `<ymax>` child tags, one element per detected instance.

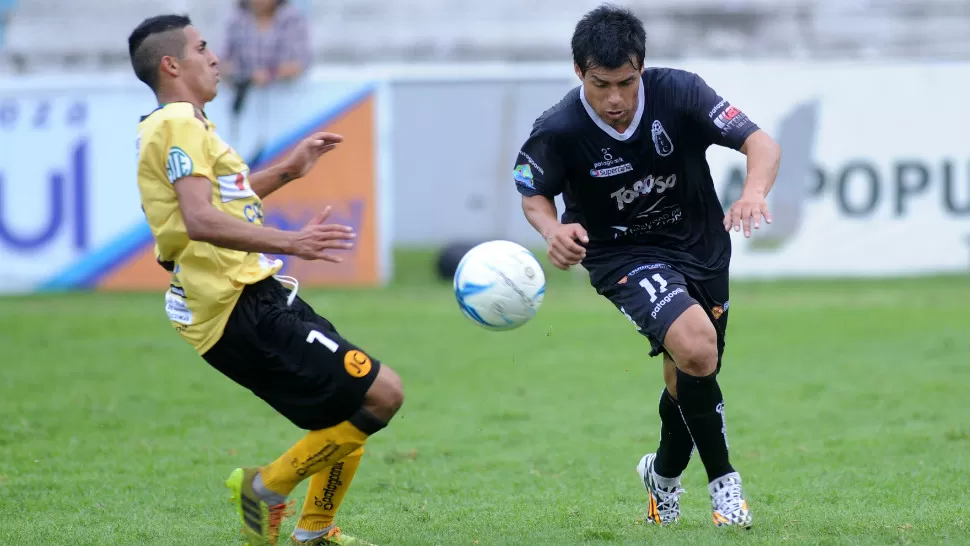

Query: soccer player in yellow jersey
<box><xmin>127</xmin><ymin>15</ymin><xmax>403</xmax><ymax>546</ymax></box>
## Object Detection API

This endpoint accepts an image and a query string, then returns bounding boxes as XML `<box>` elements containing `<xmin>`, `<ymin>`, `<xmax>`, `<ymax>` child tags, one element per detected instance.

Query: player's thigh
<box><xmin>600</xmin><ymin>264</ymin><xmax>698</xmax><ymax>357</ymax></box>
<box><xmin>301</xmin><ymin>306</ymin><xmax>403</xmax><ymax>418</ymax></box>
<box><xmin>662</xmin><ymin>304</ymin><xmax>718</xmax><ymax>375</ymax></box>
<box><xmin>682</xmin><ymin>272</ymin><xmax>730</xmax><ymax>369</ymax></box>
<box><xmin>206</xmin><ymin>285</ymin><xmax>382</xmax><ymax>430</ymax></box>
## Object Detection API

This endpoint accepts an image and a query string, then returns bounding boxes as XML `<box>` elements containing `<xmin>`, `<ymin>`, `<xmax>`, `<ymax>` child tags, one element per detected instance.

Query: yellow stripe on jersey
<box><xmin>136</xmin><ymin>102</ymin><xmax>281</xmax><ymax>354</ymax></box>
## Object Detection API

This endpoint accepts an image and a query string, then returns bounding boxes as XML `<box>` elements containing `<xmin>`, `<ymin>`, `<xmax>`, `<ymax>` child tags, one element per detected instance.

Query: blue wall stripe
<box><xmin>38</xmin><ymin>222</ymin><xmax>154</xmax><ymax>290</ymax></box>
<box><xmin>37</xmin><ymin>83</ymin><xmax>375</xmax><ymax>291</ymax></box>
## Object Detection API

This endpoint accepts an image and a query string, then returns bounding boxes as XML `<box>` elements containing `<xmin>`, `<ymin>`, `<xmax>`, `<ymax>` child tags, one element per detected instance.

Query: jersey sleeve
<box><xmin>512</xmin><ymin>126</ymin><xmax>565</xmax><ymax>198</ymax></box>
<box><xmin>162</xmin><ymin>117</ymin><xmax>215</xmax><ymax>184</ymax></box>
<box><xmin>684</xmin><ymin>73</ymin><xmax>760</xmax><ymax>150</ymax></box>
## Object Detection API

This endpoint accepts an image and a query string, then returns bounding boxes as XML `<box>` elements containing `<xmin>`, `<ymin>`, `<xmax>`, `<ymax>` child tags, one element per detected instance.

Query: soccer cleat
<box><xmin>289</xmin><ymin>527</ymin><xmax>376</xmax><ymax>545</ymax></box>
<box><xmin>226</xmin><ymin>467</ymin><xmax>294</xmax><ymax>545</ymax></box>
<box><xmin>636</xmin><ymin>453</ymin><xmax>685</xmax><ymax>526</ymax></box>
<box><xmin>709</xmin><ymin>472</ymin><xmax>752</xmax><ymax>528</ymax></box>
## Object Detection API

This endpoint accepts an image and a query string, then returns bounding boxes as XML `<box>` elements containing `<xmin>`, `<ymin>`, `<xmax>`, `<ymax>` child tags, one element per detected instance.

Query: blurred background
<box><xmin>1</xmin><ymin>0</ymin><xmax>969</xmax><ymax>290</ymax></box>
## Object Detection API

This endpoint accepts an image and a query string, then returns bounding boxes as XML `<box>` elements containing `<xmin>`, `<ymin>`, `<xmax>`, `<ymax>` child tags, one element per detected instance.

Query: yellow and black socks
<box><xmin>675</xmin><ymin>369</ymin><xmax>735</xmax><ymax>482</ymax></box>
<box><xmin>653</xmin><ymin>388</ymin><xmax>695</xmax><ymax>479</ymax></box>
<box><xmin>257</xmin><ymin>409</ymin><xmax>386</xmax><ymax>499</ymax></box>
<box><xmin>293</xmin><ymin>446</ymin><xmax>364</xmax><ymax>540</ymax></box>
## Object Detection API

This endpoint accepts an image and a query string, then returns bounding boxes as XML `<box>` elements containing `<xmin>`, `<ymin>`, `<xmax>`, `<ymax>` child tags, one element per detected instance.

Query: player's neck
<box><xmin>156</xmin><ymin>90</ymin><xmax>204</xmax><ymax>112</ymax></box>
<box><xmin>606</xmin><ymin>117</ymin><xmax>633</xmax><ymax>134</ymax></box>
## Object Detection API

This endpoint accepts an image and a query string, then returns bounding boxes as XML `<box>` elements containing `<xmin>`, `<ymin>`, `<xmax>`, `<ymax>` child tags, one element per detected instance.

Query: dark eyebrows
<box><xmin>591</xmin><ymin>75</ymin><xmax>635</xmax><ymax>85</ymax></box>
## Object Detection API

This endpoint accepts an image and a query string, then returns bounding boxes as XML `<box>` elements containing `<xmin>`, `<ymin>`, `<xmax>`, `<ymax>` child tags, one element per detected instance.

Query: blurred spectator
<box><xmin>0</xmin><ymin>0</ymin><xmax>15</xmax><ymax>49</ymax></box>
<box><xmin>222</xmin><ymin>0</ymin><xmax>311</xmax><ymax>87</ymax></box>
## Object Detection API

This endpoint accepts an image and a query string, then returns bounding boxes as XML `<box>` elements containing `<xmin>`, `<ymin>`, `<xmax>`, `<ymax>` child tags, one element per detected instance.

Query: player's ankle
<box><xmin>252</xmin><ymin>471</ymin><xmax>288</xmax><ymax>505</ymax></box>
<box><xmin>293</xmin><ymin>526</ymin><xmax>333</xmax><ymax>541</ymax></box>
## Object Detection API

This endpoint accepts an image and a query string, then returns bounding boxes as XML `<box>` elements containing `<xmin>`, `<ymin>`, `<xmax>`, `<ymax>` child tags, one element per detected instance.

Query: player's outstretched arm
<box><xmin>739</xmin><ymin>130</ymin><xmax>781</xmax><ymax>198</ymax></box>
<box><xmin>174</xmin><ymin>176</ymin><xmax>355</xmax><ymax>262</ymax></box>
<box><xmin>724</xmin><ymin>130</ymin><xmax>781</xmax><ymax>237</ymax></box>
<box><xmin>248</xmin><ymin>132</ymin><xmax>344</xmax><ymax>198</ymax></box>
<box><xmin>522</xmin><ymin>195</ymin><xmax>588</xmax><ymax>270</ymax></box>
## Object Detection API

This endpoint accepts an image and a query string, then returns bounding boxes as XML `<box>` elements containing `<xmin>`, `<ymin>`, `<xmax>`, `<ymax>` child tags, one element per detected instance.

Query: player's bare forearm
<box><xmin>521</xmin><ymin>195</ymin><xmax>561</xmax><ymax>239</ymax></box>
<box><xmin>186</xmin><ymin>206</ymin><xmax>295</xmax><ymax>255</ymax></box>
<box><xmin>739</xmin><ymin>130</ymin><xmax>781</xmax><ymax>197</ymax></box>
<box><xmin>174</xmin><ymin>176</ymin><xmax>295</xmax><ymax>254</ymax></box>
<box><xmin>249</xmin><ymin>162</ymin><xmax>298</xmax><ymax>199</ymax></box>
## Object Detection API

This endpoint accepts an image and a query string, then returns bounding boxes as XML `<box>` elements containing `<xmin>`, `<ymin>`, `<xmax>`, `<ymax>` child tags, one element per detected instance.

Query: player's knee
<box><xmin>677</xmin><ymin>338</ymin><xmax>718</xmax><ymax>376</ymax></box>
<box><xmin>665</xmin><ymin>306</ymin><xmax>718</xmax><ymax>376</ymax></box>
<box><xmin>362</xmin><ymin>365</ymin><xmax>404</xmax><ymax>423</ymax></box>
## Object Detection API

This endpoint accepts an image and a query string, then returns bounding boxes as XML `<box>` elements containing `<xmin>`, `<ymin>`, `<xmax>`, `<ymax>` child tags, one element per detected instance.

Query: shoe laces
<box><xmin>265</xmin><ymin>500</ymin><xmax>295</xmax><ymax>543</ymax></box>
<box><xmin>655</xmin><ymin>484</ymin><xmax>686</xmax><ymax>520</ymax></box>
<box><xmin>324</xmin><ymin>527</ymin><xmax>343</xmax><ymax>544</ymax></box>
<box><xmin>712</xmin><ymin>477</ymin><xmax>745</xmax><ymax>515</ymax></box>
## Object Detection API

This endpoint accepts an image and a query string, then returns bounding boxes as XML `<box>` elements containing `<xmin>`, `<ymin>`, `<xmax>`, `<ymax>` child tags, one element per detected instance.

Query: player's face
<box><xmin>250</xmin><ymin>0</ymin><xmax>278</xmax><ymax>16</ymax></box>
<box><xmin>575</xmin><ymin>60</ymin><xmax>643</xmax><ymax>131</ymax></box>
<box><xmin>179</xmin><ymin>26</ymin><xmax>221</xmax><ymax>103</ymax></box>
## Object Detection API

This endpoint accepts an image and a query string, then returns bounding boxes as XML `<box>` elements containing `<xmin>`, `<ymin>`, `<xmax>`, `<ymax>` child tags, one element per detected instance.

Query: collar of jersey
<box><xmin>579</xmin><ymin>79</ymin><xmax>645</xmax><ymax>142</ymax></box>
<box><xmin>139</xmin><ymin>102</ymin><xmax>209</xmax><ymax>123</ymax></box>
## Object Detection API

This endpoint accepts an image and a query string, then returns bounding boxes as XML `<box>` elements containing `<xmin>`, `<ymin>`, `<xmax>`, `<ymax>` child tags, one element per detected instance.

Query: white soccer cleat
<box><xmin>636</xmin><ymin>453</ymin><xmax>685</xmax><ymax>526</ymax></box>
<box><xmin>709</xmin><ymin>472</ymin><xmax>752</xmax><ymax>528</ymax></box>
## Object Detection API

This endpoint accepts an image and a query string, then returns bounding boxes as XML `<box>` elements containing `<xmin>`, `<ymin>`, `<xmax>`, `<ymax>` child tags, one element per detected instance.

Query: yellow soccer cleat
<box><xmin>226</xmin><ymin>467</ymin><xmax>294</xmax><ymax>545</ymax></box>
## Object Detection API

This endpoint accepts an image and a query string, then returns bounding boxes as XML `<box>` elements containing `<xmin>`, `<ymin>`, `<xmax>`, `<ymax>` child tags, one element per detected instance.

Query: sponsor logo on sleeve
<box><xmin>711</xmin><ymin>102</ymin><xmax>750</xmax><ymax>135</ymax></box>
<box><xmin>217</xmin><ymin>170</ymin><xmax>255</xmax><ymax>202</ymax></box>
<box><xmin>513</xmin><ymin>164</ymin><xmax>535</xmax><ymax>189</ymax></box>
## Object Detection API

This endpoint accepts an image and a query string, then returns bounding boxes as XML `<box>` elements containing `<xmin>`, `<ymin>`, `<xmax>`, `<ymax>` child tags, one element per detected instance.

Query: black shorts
<box><xmin>595</xmin><ymin>263</ymin><xmax>729</xmax><ymax>365</ymax></box>
<box><xmin>202</xmin><ymin>277</ymin><xmax>381</xmax><ymax>430</ymax></box>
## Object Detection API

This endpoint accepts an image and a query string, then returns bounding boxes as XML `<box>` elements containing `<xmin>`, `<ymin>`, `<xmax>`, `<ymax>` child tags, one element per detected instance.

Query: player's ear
<box><xmin>573</xmin><ymin>62</ymin><xmax>584</xmax><ymax>81</ymax></box>
<box><xmin>160</xmin><ymin>55</ymin><xmax>180</xmax><ymax>78</ymax></box>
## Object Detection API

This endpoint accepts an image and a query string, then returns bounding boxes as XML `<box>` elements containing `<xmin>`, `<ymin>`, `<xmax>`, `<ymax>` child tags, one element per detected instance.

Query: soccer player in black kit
<box><xmin>513</xmin><ymin>5</ymin><xmax>781</xmax><ymax>528</ymax></box>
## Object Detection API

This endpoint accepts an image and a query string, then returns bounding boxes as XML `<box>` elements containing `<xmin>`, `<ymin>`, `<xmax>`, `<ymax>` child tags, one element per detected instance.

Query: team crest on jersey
<box><xmin>166</xmin><ymin>146</ymin><xmax>194</xmax><ymax>183</ymax></box>
<box><xmin>217</xmin><ymin>170</ymin><xmax>255</xmax><ymax>202</ymax></box>
<box><xmin>651</xmin><ymin>120</ymin><xmax>674</xmax><ymax>157</ymax></box>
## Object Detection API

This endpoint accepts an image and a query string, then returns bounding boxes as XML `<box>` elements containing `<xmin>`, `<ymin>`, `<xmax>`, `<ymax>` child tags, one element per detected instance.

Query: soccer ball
<box><xmin>453</xmin><ymin>240</ymin><xmax>546</xmax><ymax>330</ymax></box>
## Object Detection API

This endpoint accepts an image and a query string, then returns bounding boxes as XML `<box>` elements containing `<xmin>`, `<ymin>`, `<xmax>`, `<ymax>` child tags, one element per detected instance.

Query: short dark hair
<box><xmin>128</xmin><ymin>14</ymin><xmax>193</xmax><ymax>92</ymax></box>
<box><xmin>571</xmin><ymin>4</ymin><xmax>646</xmax><ymax>75</ymax></box>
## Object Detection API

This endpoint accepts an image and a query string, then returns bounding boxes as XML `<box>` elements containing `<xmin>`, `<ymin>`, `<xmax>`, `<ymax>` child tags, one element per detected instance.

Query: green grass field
<box><xmin>2</xmin><ymin>250</ymin><xmax>969</xmax><ymax>545</ymax></box>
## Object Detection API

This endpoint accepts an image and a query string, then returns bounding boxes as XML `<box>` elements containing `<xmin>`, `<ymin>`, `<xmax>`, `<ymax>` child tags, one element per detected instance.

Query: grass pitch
<box><xmin>2</xmin><ymin>250</ymin><xmax>968</xmax><ymax>545</ymax></box>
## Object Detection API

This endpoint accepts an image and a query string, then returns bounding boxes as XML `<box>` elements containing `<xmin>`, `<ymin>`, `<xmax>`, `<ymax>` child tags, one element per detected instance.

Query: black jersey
<box><xmin>513</xmin><ymin>68</ymin><xmax>759</xmax><ymax>285</ymax></box>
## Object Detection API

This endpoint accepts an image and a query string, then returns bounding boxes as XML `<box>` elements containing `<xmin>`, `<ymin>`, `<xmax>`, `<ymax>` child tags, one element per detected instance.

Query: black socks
<box><xmin>675</xmin><ymin>368</ymin><xmax>735</xmax><ymax>482</ymax></box>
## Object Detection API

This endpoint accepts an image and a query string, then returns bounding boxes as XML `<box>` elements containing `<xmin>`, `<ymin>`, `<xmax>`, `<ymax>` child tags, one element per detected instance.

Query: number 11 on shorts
<box><xmin>639</xmin><ymin>273</ymin><xmax>668</xmax><ymax>303</ymax></box>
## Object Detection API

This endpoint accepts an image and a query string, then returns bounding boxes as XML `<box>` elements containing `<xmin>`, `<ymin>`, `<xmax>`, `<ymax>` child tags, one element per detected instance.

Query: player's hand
<box><xmin>724</xmin><ymin>191</ymin><xmax>772</xmax><ymax>238</ymax></box>
<box><xmin>252</xmin><ymin>69</ymin><xmax>272</xmax><ymax>87</ymax></box>
<box><xmin>291</xmin><ymin>206</ymin><xmax>356</xmax><ymax>262</ymax></box>
<box><xmin>544</xmin><ymin>223</ymin><xmax>588</xmax><ymax>270</ymax></box>
<box><xmin>283</xmin><ymin>132</ymin><xmax>345</xmax><ymax>180</ymax></box>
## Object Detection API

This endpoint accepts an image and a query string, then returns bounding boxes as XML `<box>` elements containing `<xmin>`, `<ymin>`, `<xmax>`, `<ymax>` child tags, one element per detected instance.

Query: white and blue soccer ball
<box><xmin>453</xmin><ymin>240</ymin><xmax>546</xmax><ymax>331</ymax></box>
